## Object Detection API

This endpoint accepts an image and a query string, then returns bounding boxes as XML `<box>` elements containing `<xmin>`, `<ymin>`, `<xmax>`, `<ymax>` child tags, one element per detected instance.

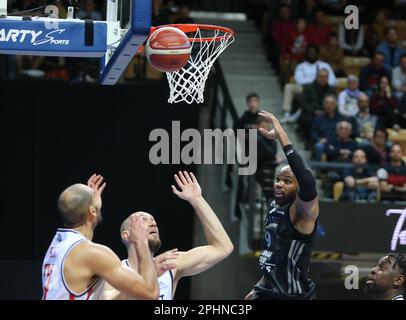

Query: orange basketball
<box><xmin>145</xmin><ymin>27</ymin><xmax>192</xmax><ymax>72</ymax></box>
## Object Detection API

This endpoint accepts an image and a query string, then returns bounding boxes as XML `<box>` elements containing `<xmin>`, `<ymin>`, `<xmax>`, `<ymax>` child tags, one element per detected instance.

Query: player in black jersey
<box><xmin>364</xmin><ymin>253</ymin><xmax>405</xmax><ymax>300</ymax></box>
<box><xmin>245</xmin><ymin>111</ymin><xmax>319</xmax><ymax>300</ymax></box>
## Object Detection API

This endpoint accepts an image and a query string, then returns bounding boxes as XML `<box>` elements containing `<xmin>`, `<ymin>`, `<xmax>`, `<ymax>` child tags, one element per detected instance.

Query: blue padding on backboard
<box><xmin>100</xmin><ymin>0</ymin><xmax>152</xmax><ymax>85</ymax></box>
<box><xmin>0</xmin><ymin>19</ymin><xmax>107</xmax><ymax>57</ymax></box>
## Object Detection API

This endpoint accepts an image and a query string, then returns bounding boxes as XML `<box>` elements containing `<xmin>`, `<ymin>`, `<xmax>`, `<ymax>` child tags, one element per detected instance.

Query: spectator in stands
<box><xmin>281</xmin><ymin>18</ymin><xmax>310</xmax><ymax>63</ymax></box>
<box><xmin>307</xmin><ymin>8</ymin><xmax>331</xmax><ymax>46</ymax></box>
<box><xmin>356</xmin><ymin>93</ymin><xmax>379</xmax><ymax>139</ymax></box>
<box><xmin>376</xmin><ymin>27</ymin><xmax>406</xmax><ymax>71</ymax></box>
<box><xmin>362</xmin><ymin>127</ymin><xmax>391</xmax><ymax>166</ymax></box>
<box><xmin>338</xmin><ymin>20</ymin><xmax>365</xmax><ymax>56</ymax></box>
<box><xmin>269</xmin><ymin>4</ymin><xmax>295</xmax><ymax>71</ymax></box>
<box><xmin>280</xmin><ymin>18</ymin><xmax>310</xmax><ymax>85</ymax></box>
<box><xmin>312</xmin><ymin>95</ymin><xmax>345</xmax><ymax>160</ymax></box>
<box><xmin>294</xmin><ymin>45</ymin><xmax>337</xmax><ymax>86</ymax></box>
<box><xmin>378</xmin><ymin>144</ymin><xmax>406</xmax><ymax>202</ymax></box>
<box><xmin>359</xmin><ymin>51</ymin><xmax>391</xmax><ymax>97</ymax></box>
<box><xmin>370</xmin><ymin>75</ymin><xmax>398</xmax><ymax>128</ymax></box>
<box><xmin>320</xmin><ymin>32</ymin><xmax>346</xmax><ymax>77</ymax></box>
<box><xmin>338</xmin><ymin>75</ymin><xmax>361</xmax><ymax>118</ymax></box>
<box><xmin>60</xmin><ymin>0</ymin><xmax>70</xmax><ymax>18</ymax></box>
<box><xmin>175</xmin><ymin>4</ymin><xmax>195</xmax><ymax>24</ymax></box>
<box><xmin>297</xmin><ymin>70</ymin><xmax>336</xmax><ymax>137</ymax></box>
<box><xmin>281</xmin><ymin>45</ymin><xmax>336</xmax><ymax>123</ymax></box>
<box><xmin>392</xmin><ymin>54</ymin><xmax>406</xmax><ymax>100</ymax></box>
<box><xmin>271</xmin><ymin>4</ymin><xmax>295</xmax><ymax>48</ymax></box>
<box><xmin>237</xmin><ymin>93</ymin><xmax>260</xmax><ymax>129</ymax></box>
<box><xmin>152</xmin><ymin>0</ymin><xmax>170</xmax><ymax>26</ymax></box>
<box><xmin>357</xmin><ymin>123</ymin><xmax>375</xmax><ymax>146</ymax></box>
<box><xmin>341</xmin><ymin>149</ymin><xmax>379</xmax><ymax>202</ymax></box>
<box><xmin>76</xmin><ymin>0</ymin><xmax>102</xmax><ymax>20</ymax></box>
<box><xmin>325</xmin><ymin>121</ymin><xmax>358</xmax><ymax>162</ymax></box>
<box><xmin>365</xmin><ymin>9</ymin><xmax>389</xmax><ymax>56</ymax></box>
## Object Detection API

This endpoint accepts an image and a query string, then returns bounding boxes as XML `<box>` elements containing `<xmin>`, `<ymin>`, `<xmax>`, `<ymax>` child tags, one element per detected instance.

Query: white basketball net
<box><xmin>166</xmin><ymin>27</ymin><xmax>235</xmax><ymax>104</ymax></box>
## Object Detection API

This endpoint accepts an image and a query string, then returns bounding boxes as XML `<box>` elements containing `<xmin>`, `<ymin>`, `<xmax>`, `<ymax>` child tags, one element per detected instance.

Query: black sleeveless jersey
<box><xmin>255</xmin><ymin>200</ymin><xmax>317</xmax><ymax>300</ymax></box>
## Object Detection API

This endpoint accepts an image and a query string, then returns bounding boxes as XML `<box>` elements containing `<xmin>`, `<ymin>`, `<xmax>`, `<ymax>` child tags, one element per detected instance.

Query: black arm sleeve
<box><xmin>283</xmin><ymin>144</ymin><xmax>317</xmax><ymax>202</ymax></box>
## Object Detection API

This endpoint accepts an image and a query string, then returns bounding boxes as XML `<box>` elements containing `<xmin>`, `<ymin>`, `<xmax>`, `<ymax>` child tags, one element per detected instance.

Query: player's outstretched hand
<box><xmin>171</xmin><ymin>171</ymin><xmax>202</xmax><ymax>202</ymax></box>
<box><xmin>258</xmin><ymin>111</ymin><xmax>285</xmax><ymax>141</ymax></box>
<box><xmin>87</xmin><ymin>173</ymin><xmax>106</xmax><ymax>197</ymax></box>
<box><xmin>129</xmin><ymin>213</ymin><xmax>149</xmax><ymax>247</ymax></box>
<box><xmin>154</xmin><ymin>249</ymin><xmax>179</xmax><ymax>277</ymax></box>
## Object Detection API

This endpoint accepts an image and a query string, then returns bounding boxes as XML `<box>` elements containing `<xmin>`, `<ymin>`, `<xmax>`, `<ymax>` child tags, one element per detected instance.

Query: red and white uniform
<box><xmin>123</xmin><ymin>259</ymin><xmax>173</xmax><ymax>300</ymax></box>
<box><xmin>42</xmin><ymin>228</ymin><xmax>103</xmax><ymax>300</ymax></box>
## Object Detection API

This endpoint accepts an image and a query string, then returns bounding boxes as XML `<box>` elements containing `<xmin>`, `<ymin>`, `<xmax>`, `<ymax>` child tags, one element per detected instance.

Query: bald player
<box><xmin>245</xmin><ymin>111</ymin><xmax>319</xmax><ymax>300</ymax></box>
<box><xmin>41</xmin><ymin>174</ymin><xmax>162</xmax><ymax>300</ymax></box>
<box><xmin>101</xmin><ymin>171</ymin><xmax>234</xmax><ymax>300</ymax></box>
<box><xmin>365</xmin><ymin>253</ymin><xmax>405</xmax><ymax>300</ymax></box>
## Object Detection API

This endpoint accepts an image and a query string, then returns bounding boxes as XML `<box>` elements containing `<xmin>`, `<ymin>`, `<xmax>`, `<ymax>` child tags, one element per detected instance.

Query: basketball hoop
<box><xmin>149</xmin><ymin>24</ymin><xmax>236</xmax><ymax>104</ymax></box>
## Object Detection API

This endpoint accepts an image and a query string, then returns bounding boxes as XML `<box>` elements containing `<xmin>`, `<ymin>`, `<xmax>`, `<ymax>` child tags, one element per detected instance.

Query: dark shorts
<box><xmin>251</xmin><ymin>285</ymin><xmax>317</xmax><ymax>300</ymax></box>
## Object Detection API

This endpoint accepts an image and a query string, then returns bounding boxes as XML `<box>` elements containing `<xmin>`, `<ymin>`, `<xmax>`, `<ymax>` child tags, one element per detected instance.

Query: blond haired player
<box><xmin>42</xmin><ymin>174</ymin><xmax>162</xmax><ymax>300</ymax></box>
<box><xmin>101</xmin><ymin>171</ymin><xmax>234</xmax><ymax>300</ymax></box>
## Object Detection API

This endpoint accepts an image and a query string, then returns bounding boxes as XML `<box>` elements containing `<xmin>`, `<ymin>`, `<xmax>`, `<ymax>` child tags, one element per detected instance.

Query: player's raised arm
<box><xmin>86</xmin><ymin>214</ymin><xmax>159</xmax><ymax>300</ymax></box>
<box><xmin>258</xmin><ymin>111</ymin><xmax>319</xmax><ymax>222</ymax></box>
<box><xmin>171</xmin><ymin>171</ymin><xmax>234</xmax><ymax>279</ymax></box>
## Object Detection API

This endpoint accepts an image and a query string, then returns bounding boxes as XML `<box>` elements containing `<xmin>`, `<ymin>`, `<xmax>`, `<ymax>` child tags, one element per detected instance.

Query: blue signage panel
<box><xmin>0</xmin><ymin>19</ymin><xmax>107</xmax><ymax>57</ymax></box>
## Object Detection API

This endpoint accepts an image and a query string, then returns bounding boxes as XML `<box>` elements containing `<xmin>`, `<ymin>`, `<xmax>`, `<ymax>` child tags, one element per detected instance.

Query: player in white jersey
<box><xmin>42</xmin><ymin>174</ymin><xmax>163</xmax><ymax>300</ymax></box>
<box><xmin>121</xmin><ymin>257</ymin><xmax>175</xmax><ymax>300</ymax></box>
<box><xmin>101</xmin><ymin>171</ymin><xmax>234</xmax><ymax>300</ymax></box>
<box><xmin>364</xmin><ymin>253</ymin><xmax>405</xmax><ymax>300</ymax></box>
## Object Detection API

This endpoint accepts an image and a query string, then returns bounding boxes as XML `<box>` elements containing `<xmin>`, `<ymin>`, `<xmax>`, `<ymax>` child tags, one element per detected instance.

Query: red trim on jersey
<box><xmin>42</xmin><ymin>288</ymin><xmax>48</xmax><ymax>300</ymax></box>
<box><xmin>86</xmin><ymin>287</ymin><xmax>93</xmax><ymax>300</ymax></box>
<box><xmin>42</xmin><ymin>264</ymin><xmax>54</xmax><ymax>300</ymax></box>
<box><xmin>69</xmin><ymin>293</ymin><xmax>75</xmax><ymax>300</ymax></box>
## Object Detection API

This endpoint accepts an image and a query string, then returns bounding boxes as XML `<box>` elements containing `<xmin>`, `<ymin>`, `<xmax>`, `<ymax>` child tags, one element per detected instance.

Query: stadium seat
<box><xmin>343</xmin><ymin>56</ymin><xmax>370</xmax><ymax>77</ymax></box>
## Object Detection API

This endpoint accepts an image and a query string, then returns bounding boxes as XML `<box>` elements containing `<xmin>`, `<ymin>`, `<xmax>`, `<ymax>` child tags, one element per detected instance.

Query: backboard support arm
<box><xmin>100</xmin><ymin>0</ymin><xmax>151</xmax><ymax>85</ymax></box>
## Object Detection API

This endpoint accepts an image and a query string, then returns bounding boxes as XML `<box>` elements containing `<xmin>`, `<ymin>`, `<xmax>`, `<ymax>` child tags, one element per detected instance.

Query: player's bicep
<box><xmin>294</xmin><ymin>195</ymin><xmax>319</xmax><ymax>221</ymax></box>
<box><xmin>175</xmin><ymin>246</ymin><xmax>228</xmax><ymax>279</ymax></box>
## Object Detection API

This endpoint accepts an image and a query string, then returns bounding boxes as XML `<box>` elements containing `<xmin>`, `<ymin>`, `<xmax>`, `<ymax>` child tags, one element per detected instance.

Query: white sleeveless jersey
<box><xmin>122</xmin><ymin>259</ymin><xmax>173</xmax><ymax>300</ymax></box>
<box><xmin>42</xmin><ymin>228</ymin><xmax>103</xmax><ymax>300</ymax></box>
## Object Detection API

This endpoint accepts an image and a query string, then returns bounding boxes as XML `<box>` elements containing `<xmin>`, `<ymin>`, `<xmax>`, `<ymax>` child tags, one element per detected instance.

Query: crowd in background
<box><xmin>2</xmin><ymin>0</ymin><xmax>406</xmax><ymax>203</ymax></box>
<box><xmin>242</xmin><ymin>0</ymin><xmax>406</xmax><ymax>203</ymax></box>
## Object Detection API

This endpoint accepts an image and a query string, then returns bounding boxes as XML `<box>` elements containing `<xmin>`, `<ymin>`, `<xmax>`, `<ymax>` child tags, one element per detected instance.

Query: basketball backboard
<box><xmin>0</xmin><ymin>0</ymin><xmax>151</xmax><ymax>85</ymax></box>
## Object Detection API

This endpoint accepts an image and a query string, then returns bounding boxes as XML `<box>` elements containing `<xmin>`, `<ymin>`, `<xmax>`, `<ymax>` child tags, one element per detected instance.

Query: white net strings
<box><xmin>165</xmin><ymin>28</ymin><xmax>235</xmax><ymax>104</ymax></box>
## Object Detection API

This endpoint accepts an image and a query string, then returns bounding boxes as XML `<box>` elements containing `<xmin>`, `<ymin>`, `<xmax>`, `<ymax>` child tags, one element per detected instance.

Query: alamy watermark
<box><xmin>344</xmin><ymin>5</ymin><xmax>359</xmax><ymax>30</ymax></box>
<box><xmin>149</xmin><ymin>121</ymin><xmax>258</xmax><ymax>175</ymax></box>
<box><xmin>344</xmin><ymin>265</ymin><xmax>360</xmax><ymax>290</ymax></box>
